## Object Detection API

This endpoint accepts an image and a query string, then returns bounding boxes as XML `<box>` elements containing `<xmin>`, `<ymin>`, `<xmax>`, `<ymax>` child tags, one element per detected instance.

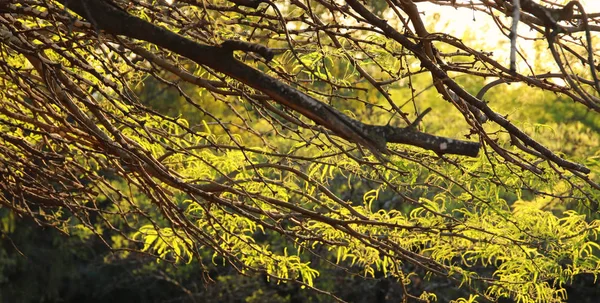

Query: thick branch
<box><xmin>369</xmin><ymin>125</ymin><xmax>480</xmax><ymax>157</ymax></box>
<box><xmin>54</xmin><ymin>0</ymin><xmax>480</xmax><ymax>157</ymax></box>
<box><xmin>345</xmin><ymin>0</ymin><xmax>590</xmax><ymax>173</ymax></box>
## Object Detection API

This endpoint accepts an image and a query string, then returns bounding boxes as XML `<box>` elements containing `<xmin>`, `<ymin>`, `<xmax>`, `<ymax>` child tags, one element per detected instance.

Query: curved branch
<box><xmin>53</xmin><ymin>0</ymin><xmax>480</xmax><ymax>157</ymax></box>
<box><xmin>345</xmin><ymin>0</ymin><xmax>591</xmax><ymax>174</ymax></box>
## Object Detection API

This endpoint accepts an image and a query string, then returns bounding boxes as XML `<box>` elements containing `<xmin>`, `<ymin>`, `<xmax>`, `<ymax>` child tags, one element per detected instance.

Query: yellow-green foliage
<box><xmin>2</xmin><ymin>2</ymin><xmax>600</xmax><ymax>303</ymax></box>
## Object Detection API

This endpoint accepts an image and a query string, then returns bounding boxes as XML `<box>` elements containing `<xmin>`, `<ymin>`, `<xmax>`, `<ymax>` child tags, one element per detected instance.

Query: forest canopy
<box><xmin>1</xmin><ymin>0</ymin><xmax>600</xmax><ymax>302</ymax></box>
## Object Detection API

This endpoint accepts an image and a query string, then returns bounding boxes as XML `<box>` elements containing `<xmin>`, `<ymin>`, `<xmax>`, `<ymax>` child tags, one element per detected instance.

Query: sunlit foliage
<box><xmin>1</xmin><ymin>0</ymin><xmax>600</xmax><ymax>302</ymax></box>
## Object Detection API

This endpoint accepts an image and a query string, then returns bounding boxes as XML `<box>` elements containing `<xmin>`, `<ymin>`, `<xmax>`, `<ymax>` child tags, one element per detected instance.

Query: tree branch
<box><xmin>55</xmin><ymin>0</ymin><xmax>480</xmax><ymax>157</ymax></box>
<box><xmin>345</xmin><ymin>0</ymin><xmax>590</xmax><ymax>173</ymax></box>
